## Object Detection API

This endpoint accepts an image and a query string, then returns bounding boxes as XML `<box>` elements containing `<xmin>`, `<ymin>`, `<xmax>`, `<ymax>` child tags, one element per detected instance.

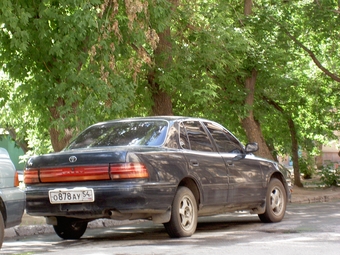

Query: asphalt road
<box><xmin>2</xmin><ymin>200</ymin><xmax>340</xmax><ymax>255</ymax></box>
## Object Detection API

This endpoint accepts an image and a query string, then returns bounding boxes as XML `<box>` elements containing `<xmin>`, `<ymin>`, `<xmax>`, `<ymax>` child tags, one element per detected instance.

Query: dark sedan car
<box><xmin>24</xmin><ymin>116</ymin><xmax>290</xmax><ymax>239</ymax></box>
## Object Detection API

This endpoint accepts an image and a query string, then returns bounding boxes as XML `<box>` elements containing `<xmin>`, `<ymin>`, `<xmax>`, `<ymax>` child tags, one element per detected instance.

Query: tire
<box><xmin>0</xmin><ymin>211</ymin><xmax>4</xmax><ymax>249</ymax></box>
<box><xmin>53</xmin><ymin>217</ymin><xmax>88</xmax><ymax>239</ymax></box>
<box><xmin>164</xmin><ymin>186</ymin><xmax>198</xmax><ymax>238</ymax></box>
<box><xmin>258</xmin><ymin>178</ymin><xmax>287</xmax><ymax>223</ymax></box>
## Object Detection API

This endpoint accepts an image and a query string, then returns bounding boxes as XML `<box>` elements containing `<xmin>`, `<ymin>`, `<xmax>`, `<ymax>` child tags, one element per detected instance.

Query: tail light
<box><xmin>14</xmin><ymin>171</ymin><xmax>20</xmax><ymax>187</ymax></box>
<box><xmin>110</xmin><ymin>163</ymin><xmax>149</xmax><ymax>179</ymax></box>
<box><xmin>24</xmin><ymin>163</ymin><xmax>149</xmax><ymax>184</ymax></box>
<box><xmin>24</xmin><ymin>169</ymin><xmax>40</xmax><ymax>184</ymax></box>
<box><xmin>25</xmin><ymin>165</ymin><xmax>110</xmax><ymax>184</ymax></box>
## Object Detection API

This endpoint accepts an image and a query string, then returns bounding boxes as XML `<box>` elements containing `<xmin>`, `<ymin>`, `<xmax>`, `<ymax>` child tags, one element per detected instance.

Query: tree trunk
<box><xmin>261</xmin><ymin>96</ymin><xmax>304</xmax><ymax>186</ymax></box>
<box><xmin>148</xmin><ymin>1</ymin><xmax>178</xmax><ymax>116</ymax></box>
<box><xmin>315</xmin><ymin>143</ymin><xmax>323</xmax><ymax>169</ymax></box>
<box><xmin>241</xmin><ymin>70</ymin><xmax>274</xmax><ymax>160</ymax></box>
<box><xmin>149</xmin><ymin>75</ymin><xmax>173</xmax><ymax>115</ymax></box>
<box><xmin>149</xmin><ymin>27</ymin><xmax>173</xmax><ymax>116</ymax></box>
<box><xmin>49</xmin><ymin>98</ymin><xmax>74</xmax><ymax>152</ymax></box>
<box><xmin>49</xmin><ymin>127</ymin><xmax>73</xmax><ymax>152</ymax></box>
<box><xmin>244</xmin><ymin>0</ymin><xmax>253</xmax><ymax>15</ymax></box>
<box><xmin>288</xmin><ymin>118</ymin><xmax>303</xmax><ymax>187</ymax></box>
<box><xmin>240</xmin><ymin>0</ymin><xmax>274</xmax><ymax>160</ymax></box>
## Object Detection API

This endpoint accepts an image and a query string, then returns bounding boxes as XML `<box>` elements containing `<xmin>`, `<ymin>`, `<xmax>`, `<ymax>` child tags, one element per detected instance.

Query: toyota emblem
<box><xmin>69</xmin><ymin>156</ymin><xmax>77</xmax><ymax>163</ymax></box>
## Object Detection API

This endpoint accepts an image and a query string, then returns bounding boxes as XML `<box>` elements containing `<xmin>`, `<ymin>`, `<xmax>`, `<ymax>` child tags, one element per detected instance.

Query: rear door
<box><xmin>202</xmin><ymin>122</ymin><xmax>264</xmax><ymax>205</ymax></box>
<box><xmin>180</xmin><ymin>121</ymin><xmax>229</xmax><ymax>205</ymax></box>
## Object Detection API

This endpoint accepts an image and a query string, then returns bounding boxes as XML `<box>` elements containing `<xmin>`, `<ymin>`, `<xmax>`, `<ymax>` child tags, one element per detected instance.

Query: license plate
<box><xmin>49</xmin><ymin>188</ymin><xmax>95</xmax><ymax>204</ymax></box>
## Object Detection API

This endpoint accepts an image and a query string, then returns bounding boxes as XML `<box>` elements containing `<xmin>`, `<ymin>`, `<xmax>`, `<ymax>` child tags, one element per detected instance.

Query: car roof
<box><xmin>0</xmin><ymin>147</ymin><xmax>10</xmax><ymax>159</ymax></box>
<box><xmin>91</xmin><ymin>116</ymin><xmax>215</xmax><ymax>126</ymax></box>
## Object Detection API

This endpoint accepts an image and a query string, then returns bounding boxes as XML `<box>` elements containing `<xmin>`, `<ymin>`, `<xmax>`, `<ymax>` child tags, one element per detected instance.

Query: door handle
<box><xmin>190</xmin><ymin>159</ymin><xmax>199</xmax><ymax>167</ymax></box>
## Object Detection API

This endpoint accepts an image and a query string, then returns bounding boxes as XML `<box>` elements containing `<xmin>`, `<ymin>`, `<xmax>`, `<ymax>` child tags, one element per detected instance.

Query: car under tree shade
<box><xmin>24</xmin><ymin>116</ymin><xmax>291</xmax><ymax>239</ymax></box>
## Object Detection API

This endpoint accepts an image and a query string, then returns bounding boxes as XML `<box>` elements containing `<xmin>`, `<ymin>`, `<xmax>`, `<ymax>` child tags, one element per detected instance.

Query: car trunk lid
<box><xmin>24</xmin><ymin>148</ymin><xmax>149</xmax><ymax>184</ymax></box>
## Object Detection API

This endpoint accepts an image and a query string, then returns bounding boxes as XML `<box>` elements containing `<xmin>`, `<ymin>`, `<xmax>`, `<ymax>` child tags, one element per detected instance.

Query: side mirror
<box><xmin>245</xmin><ymin>142</ymin><xmax>259</xmax><ymax>153</ymax></box>
<box><xmin>231</xmin><ymin>142</ymin><xmax>258</xmax><ymax>161</ymax></box>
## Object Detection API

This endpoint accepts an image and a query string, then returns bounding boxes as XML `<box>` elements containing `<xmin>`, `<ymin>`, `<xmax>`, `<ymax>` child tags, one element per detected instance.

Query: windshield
<box><xmin>66</xmin><ymin>120</ymin><xmax>168</xmax><ymax>150</ymax></box>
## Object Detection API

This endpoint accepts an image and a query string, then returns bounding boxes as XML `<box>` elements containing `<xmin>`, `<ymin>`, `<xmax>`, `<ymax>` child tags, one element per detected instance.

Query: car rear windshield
<box><xmin>66</xmin><ymin>120</ymin><xmax>168</xmax><ymax>150</ymax></box>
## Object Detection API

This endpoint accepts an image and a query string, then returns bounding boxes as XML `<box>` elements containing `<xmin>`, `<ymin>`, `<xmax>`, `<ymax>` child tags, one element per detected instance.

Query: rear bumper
<box><xmin>25</xmin><ymin>181</ymin><xmax>176</xmax><ymax>220</ymax></box>
<box><xmin>1</xmin><ymin>187</ymin><xmax>26</xmax><ymax>228</ymax></box>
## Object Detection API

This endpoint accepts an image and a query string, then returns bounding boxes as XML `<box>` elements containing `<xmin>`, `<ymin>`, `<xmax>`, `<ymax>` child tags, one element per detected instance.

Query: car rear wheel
<box><xmin>258</xmin><ymin>178</ymin><xmax>287</xmax><ymax>223</ymax></box>
<box><xmin>53</xmin><ymin>217</ymin><xmax>88</xmax><ymax>239</ymax></box>
<box><xmin>164</xmin><ymin>186</ymin><xmax>197</xmax><ymax>238</ymax></box>
<box><xmin>0</xmin><ymin>211</ymin><xmax>4</xmax><ymax>249</ymax></box>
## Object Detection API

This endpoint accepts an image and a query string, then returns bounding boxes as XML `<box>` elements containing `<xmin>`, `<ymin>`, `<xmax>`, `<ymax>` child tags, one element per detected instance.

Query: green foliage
<box><xmin>0</xmin><ymin>0</ymin><xmax>158</xmax><ymax>153</ymax></box>
<box><xmin>319</xmin><ymin>164</ymin><xmax>340</xmax><ymax>187</ymax></box>
<box><xmin>170</xmin><ymin>0</ymin><xmax>252</xmax><ymax>138</ymax></box>
<box><xmin>298</xmin><ymin>156</ymin><xmax>315</xmax><ymax>180</ymax></box>
<box><xmin>0</xmin><ymin>0</ymin><xmax>340</xmax><ymax>160</ymax></box>
<box><xmin>244</xmin><ymin>0</ymin><xmax>340</xmax><ymax>154</ymax></box>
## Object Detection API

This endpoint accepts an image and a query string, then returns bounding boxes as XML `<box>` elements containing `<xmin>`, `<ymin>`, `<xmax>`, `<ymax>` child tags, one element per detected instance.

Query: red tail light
<box><xmin>24</xmin><ymin>163</ymin><xmax>148</xmax><ymax>184</ymax></box>
<box><xmin>110</xmin><ymin>163</ymin><xmax>149</xmax><ymax>179</ymax></box>
<box><xmin>40</xmin><ymin>165</ymin><xmax>110</xmax><ymax>182</ymax></box>
<box><xmin>14</xmin><ymin>171</ymin><xmax>20</xmax><ymax>187</ymax></box>
<box><xmin>24</xmin><ymin>169</ymin><xmax>40</xmax><ymax>184</ymax></box>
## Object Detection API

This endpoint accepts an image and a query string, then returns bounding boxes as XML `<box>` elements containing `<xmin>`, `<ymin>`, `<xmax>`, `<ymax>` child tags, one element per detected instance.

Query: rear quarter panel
<box><xmin>128</xmin><ymin>149</ymin><xmax>189</xmax><ymax>184</ymax></box>
<box><xmin>0</xmin><ymin>148</ymin><xmax>16</xmax><ymax>188</ymax></box>
<box><xmin>0</xmin><ymin>148</ymin><xmax>26</xmax><ymax>228</ymax></box>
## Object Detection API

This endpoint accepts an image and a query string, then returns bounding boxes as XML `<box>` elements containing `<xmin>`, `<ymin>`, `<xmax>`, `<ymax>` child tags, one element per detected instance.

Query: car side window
<box><xmin>182</xmin><ymin>121</ymin><xmax>214</xmax><ymax>152</ymax></box>
<box><xmin>179</xmin><ymin>122</ymin><xmax>190</xmax><ymax>149</ymax></box>
<box><xmin>203</xmin><ymin>122</ymin><xmax>243</xmax><ymax>153</ymax></box>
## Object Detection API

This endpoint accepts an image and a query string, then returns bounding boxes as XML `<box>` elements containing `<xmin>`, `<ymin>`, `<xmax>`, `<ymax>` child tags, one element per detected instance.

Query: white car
<box><xmin>0</xmin><ymin>148</ymin><xmax>26</xmax><ymax>248</ymax></box>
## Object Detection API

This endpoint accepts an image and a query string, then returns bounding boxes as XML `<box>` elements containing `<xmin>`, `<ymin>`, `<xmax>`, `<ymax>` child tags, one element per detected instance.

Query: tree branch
<box><xmin>5</xmin><ymin>127</ymin><xmax>29</xmax><ymax>153</ymax></box>
<box><xmin>269</xmin><ymin>16</ymin><xmax>340</xmax><ymax>83</ymax></box>
<box><xmin>262</xmin><ymin>95</ymin><xmax>303</xmax><ymax>187</ymax></box>
<box><xmin>285</xmin><ymin>31</ymin><xmax>340</xmax><ymax>82</ymax></box>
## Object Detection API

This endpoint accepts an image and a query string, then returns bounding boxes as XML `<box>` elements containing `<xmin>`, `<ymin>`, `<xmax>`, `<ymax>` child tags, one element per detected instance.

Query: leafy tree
<box><xmin>0</xmin><ymin>0</ymin><xmax>168</xmax><ymax>153</ymax></box>
<box><xmin>170</xmin><ymin>0</ymin><xmax>340</xmax><ymax>186</ymax></box>
<box><xmin>0</xmin><ymin>0</ymin><xmax>339</xmax><ymax>192</ymax></box>
<box><xmin>241</xmin><ymin>0</ymin><xmax>340</xmax><ymax>186</ymax></box>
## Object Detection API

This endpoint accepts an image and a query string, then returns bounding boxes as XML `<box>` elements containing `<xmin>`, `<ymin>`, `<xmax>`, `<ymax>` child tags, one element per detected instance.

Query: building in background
<box><xmin>316</xmin><ymin>131</ymin><xmax>340</xmax><ymax>169</ymax></box>
<box><xmin>279</xmin><ymin>131</ymin><xmax>340</xmax><ymax>171</ymax></box>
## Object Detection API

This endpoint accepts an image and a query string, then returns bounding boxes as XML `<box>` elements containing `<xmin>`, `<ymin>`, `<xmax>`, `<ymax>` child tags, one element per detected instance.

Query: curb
<box><xmin>289</xmin><ymin>187</ymin><xmax>340</xmax><ymax>204</ymax></box>
<box><xmin>290</xmin><ymin>195</ymin><xmax>335</xmax><ymax>204</ymax></box>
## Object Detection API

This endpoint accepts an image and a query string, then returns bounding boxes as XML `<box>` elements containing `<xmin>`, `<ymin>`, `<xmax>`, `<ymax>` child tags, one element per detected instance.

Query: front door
<box><xmin>202</xmin><ymin>121</ymin><xmax>264</xmax><ymax>205</ymax></box>
<box><xmin>180</xmin><ymin>121</ymin><xmax>229</xmax><ymax>205</ymax></box>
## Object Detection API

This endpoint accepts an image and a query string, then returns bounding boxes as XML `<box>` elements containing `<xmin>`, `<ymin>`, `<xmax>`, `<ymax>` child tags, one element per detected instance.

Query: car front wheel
<box><xmin>258</xmin><ymin>178</ymin><xmax>287</xmax><ymax>223</ymax></box>
<box><xmin>164</xmin><ymin>186</ymin><xmax>198</xmax><ymax>238</ymax></box>
<box><xmin>53</xmin><ymin>217</ymin><xmax>88</xmax><ymax>239</ymax></box>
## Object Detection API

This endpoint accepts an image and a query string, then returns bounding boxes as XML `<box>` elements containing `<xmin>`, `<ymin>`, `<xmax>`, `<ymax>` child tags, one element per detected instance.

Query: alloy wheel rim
<box><xmin>270</xmin><ymin>186</ymin><xmax>283</xmax><ymax>215</ymax></box>
<box><xmin>179</xmin><ymin>196</ymin><xmax>194</xmax><ymax>230</ymax></box>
